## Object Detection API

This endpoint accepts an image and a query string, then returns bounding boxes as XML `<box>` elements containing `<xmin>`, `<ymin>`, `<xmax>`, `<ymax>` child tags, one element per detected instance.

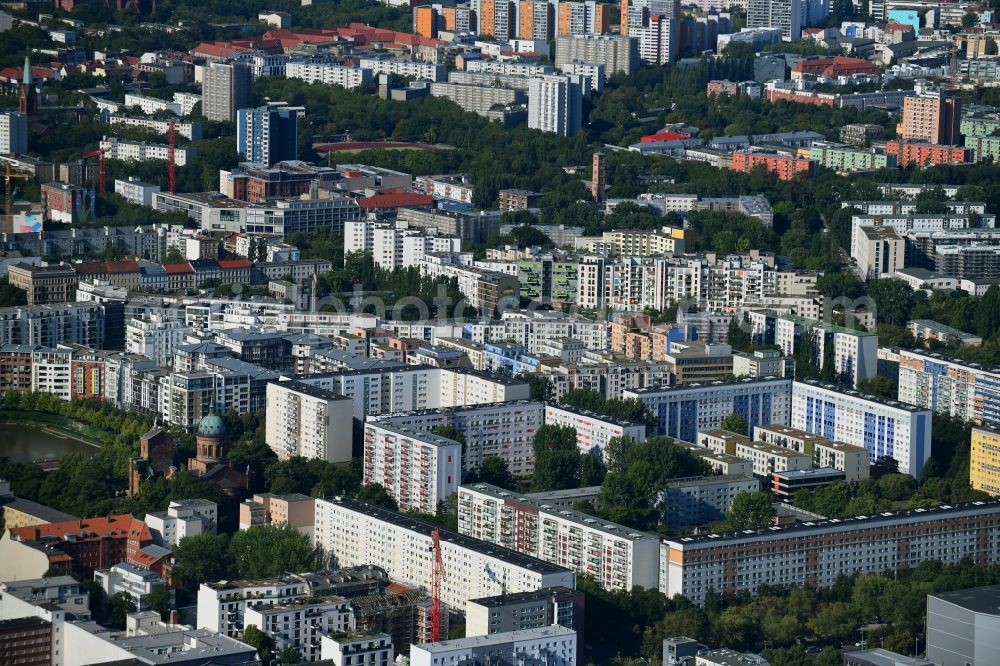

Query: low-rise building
<box><xmin>144</xmin><ymin>499</ymin><xmax>217</xmax><ymax>546</ymax></box>
<box><xmin>926</xmin><ymin>584</ymin><xmax>1000</xmax><ymax>666</ymax></box>
<box><xmin>410</xmin><ymin>626</ymin><xmax>577</xmax><ymax>666</ymax></box>
<box><xmin>238</xmin><ymin>492</ymin><xmax>315</xmax><ymax>536</ymax></box>
<box><xmin>543</xmin><ymin>404</ymin><xmax>645</xmax><ymax>458</ymax></box>
<box><xmin>321</xmin><ymin>632</ymin><xmax>394</xmax><ymax>666</ymax></box>
<box><xmin>465</xmin><ymin>587</ymin><xmax>583</xmax><ymax>638</ymax></box>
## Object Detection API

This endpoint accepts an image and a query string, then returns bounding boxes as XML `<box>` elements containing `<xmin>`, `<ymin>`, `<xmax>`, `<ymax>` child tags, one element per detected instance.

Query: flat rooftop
<box><xmin>463</xmin><ymin>483</ymin><xmax>659</xmax><ymax>543</ymax></box>
<box><xmin>467</xmin><ymin>586</ymin><xmax>577</xmax><ymax>608</ymax></box>
<box><xmin>668</xmin><ymin>499</ymin><xmax>1000</xmax><ymax>546</ymax></box>
<box><xmin>323</xmin><ymin>496</ymin><xmax>571</xmax><ymax>575</ymax></box>
<box><xmin>929</xmin><ymin>584</ymin><xmax>1000</xmax><ymax>615</ymax></box>
<box><xmin>413</xmin><ymin>625</ymin><xmax>575</xmax><ymax>652</ymax></box>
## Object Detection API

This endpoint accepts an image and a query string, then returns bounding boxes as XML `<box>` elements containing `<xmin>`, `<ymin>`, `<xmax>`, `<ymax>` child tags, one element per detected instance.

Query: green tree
<box><xmin>228</xmin><ymin>524</ymin><xmax>317</xmax><ymax>580</ymax></box>
<box><xmin>146</xmin><ymin>586</ymin><xmax>172</xmax><ymax>621</ymax></box>
<box><xmin>278</xmin><ymin>647</ymin><xmax>303</xmax><ymax>664</ymax></box>
<box><xmin>242</xmin><ymin>624</ymin><xmax>275</xmax><ymax>664</ymax></box>
<box><xmin>517</xmin><ymin>372</ymin><xmax>554</xmax><ymax>402</ymax></box>
<box><xmin>107</xmin><ymin>591</ymin><xmax>137</xmax><ymax>629</ymax></box>
<box><xmin>0</xmin><ymin>277</ymin><xmax>27</xmax><ymax>307</ymax></box>
<box><xmin>163</xmin><ymin>247</ymin><xmax>186</xmax><ymax>264</ymax></box>
<box><xmin>720</xmin><ymin>413</ymin><xmax>749</xmax><ymax>435</ymax></box>
<box><xmin>976</xmin><ymin>285</ymin><xmax>1000</xmax><ymax>339</ymax></box>
<box><xmin>531</xmin><ymin>425</ymin><xmax>581</xmax><ymax>491</ymax></box>
<box><xmin>478</xmin><ymin>455</ymin><xmax>513</xmax><ymax>489</ymax></box>
<box><xmin>858</xmin><ymin>375</ymin><xmax>897</xmax><ymax>399</ymax></box>
<box><xmin>171</xmin><ymin>533</ymin><xmax>231</xmax><ymax>595</ymax></box>
<box><xmin>356</xmin><ymin>483</ymin><xmax>399</xmax><ymax>510</ymax></box>
<box><xmin>726</xmin><ymin>491</ymin><xmax>777</xmax><ymax>529</ymax></box>
<box><xmin>868</xmin><ymin>278</ymin><xmax>915</xmax><ymax>327</ymax></box>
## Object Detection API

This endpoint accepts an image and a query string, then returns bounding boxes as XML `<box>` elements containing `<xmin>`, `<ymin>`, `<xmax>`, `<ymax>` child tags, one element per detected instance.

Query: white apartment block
<box><xmin>855</xmin><ymin>225</ymin><xmax>904</xmax><ymax>279</ymax></box>
<box><xmin>896</xmin><ymin>348</ymin><xmax>1000</xmax><ymax>428</ymax></box>
<box><xmin>733</xmin><ymin>440</ymin><xmax>813</xmax><ymax>476</ymax></box>
<box><xmin>410</xmin><ymin>627</ymin><xmax>576</xmax><ymax>666</ymax></box>
<box><xmin>422</xmin><ymin>176</ymin><xmax>475</xmax><ymax>204</ymax></box>
<box><xmin>544</xmin><ymin>404</ymin><xmax>646</xmax><ymax>458</ymax></box>
<box><xmin>0</xmin><ymin>111</ymin><xmax>28</xmax><ymax>155</ymax></box>
<box><xmin>244</xmin><ymin>597</ymin><xmax>354</xmax><ymax>662</ymax></box>
<box><xmin>321</xmin><ymin>633</ymin><xmax>394</xmax><ymax>666</ymax></box>
<box><xmin>94</xmin><ymin>563</ymin><xmax>170</xmax><ymax>612</ymax></box>
<box><xmin>371</xmin><ymin>400</ymin><xmax>546</xmax><ymax>476</ymax></box>
<box><xmin>100</xmin><ymin>137</ymin><xmax>196</xmax><ymax>166</ymax></box>
<box><xmin>753</xmin><ymin>423</ymin><xmax>869</xmax><ymax>481</ymax></box>
<box><xmin>528</xmin><ymin>74</ymin><xmax>584</xmax><ymax>136</ymax></box>
<box><xmin>466</xmin><ymin>60</ymin><xmax>554</xmax><ymax>77</ymax></box>
<box><xmin>345</xmin><ymin>220</ymin><xmax>462</xmax><ymax>270</ymax></box>
<box><xmin>623</xmin><ymin>377</ymin><xmax>794</xmax><ymax>444</ymax></box>
<box><xmin>358</xmin><ymin>58</ymin><xmax>446</xmax><ymax>81</ymax></box>
<box><xmin>108</xmin><ymin>116</ymin><xmax>201</xmax><ymax>140</ymax></box>
<box><xmin>790</xmin><ymin>380</ymin><xmax>932</xmax><ymax>476</ymax></box>
<box><xmin>748</xmin><ymin>311</ymin><xmax>877</xmax><ymax>387</ymax></box>
<box><xmin>115</xmin><ymin>177</ymin><xmax>161</xmax><ymax>206</ymax></box>
<box><xmin>659</xmin><ymin>476</ymin><xmax>761</xmax><ymax>529</ymax></box>
<box><xmin>464</xmin><ymin>315</ymin><xmax>608</xmax><ymax>353</ymax></box>
<box><xmin>31</xmin><ymin>348</ymin><xmax>72</xmax><ymax>400</ymax></box>
<box><xmin>849</xmin><ymin>213</ymin><xmax>991</xmax><ymax>260</ymax></box>
<box><xmin>144</xmin><ymin>499</ymin><xmax>217</xmax><ymax>546</ymax></box>
<box><xmin>457</xmin><ymin>484</ymin><xmax>660</xmax><ymax>592</ymax></box>
<box><xmin>126</xmin><ymin>315</ymin><xmax>190</xmax><ymax>366</ymax></box>
<box><xmin>286</xmin><ymin>61</ymin><xmax>374</xmax><ymax>88</ymax></box>
<box><xmin>313</xmin><ymin>497</ymin><xmax>576</xmax><ymax>610</ymax></box>
<box><xmin>124</xmin><ymin>93</ymin><xmax>182</xmax><ymax>115</ymax></box>
<box><xmin>173</xmin><ymin>92</ymin><xmax>202</xmax><ymax>115</ymax></box>
<box><xmin>265</xmin><ymin>380</ymin><xmax>355</xmax><ymax>464</ymax></box>
<box><xmin>660</xmin><ymin>500</ymin><xmax>1000</xmax><ymax>605</ymax></box>
<box><xmin>197</xmin><ymin>577</ymin><xmax>311</xmax><ymax>637</ymax></box>
<box><xmin>363</xmin><ymin>422</ymin><xmax>462</xmax><ymax>514</ymax></box>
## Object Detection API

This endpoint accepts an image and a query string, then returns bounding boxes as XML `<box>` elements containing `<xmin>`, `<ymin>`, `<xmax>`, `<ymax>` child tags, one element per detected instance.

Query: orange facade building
<box><xmin>884</xmin><ymin>141</ymin><xmax>971</xmax><ymax>167</ymax></box>
<box><xmin>730</xmin><ymin>151</ymin><xmax>816</xmax><ymax>180</ymax></box>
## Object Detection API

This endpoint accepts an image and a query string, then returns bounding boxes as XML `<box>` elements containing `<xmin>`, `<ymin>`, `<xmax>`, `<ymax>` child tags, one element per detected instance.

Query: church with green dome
<box><xmin>186</xmin><ymin>413</ymin><xmax>254</xmax><ymax>498</ymax></box>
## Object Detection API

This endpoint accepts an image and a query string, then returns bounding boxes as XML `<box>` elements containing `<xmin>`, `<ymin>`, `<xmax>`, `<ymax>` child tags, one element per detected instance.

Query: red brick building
<box><xmin>0</xmin><ymin>344</ymin><xmax>40</xmax><ymax>393</ymax></box>
<box><xmin>885</xmin><ymin>141</ymin><xmax>971</xmax><ymax>167</ymax></box>
<box><xmin>730</xmin><ymin>151</ymin><xmax>817</xmax><ymax>180</ymax></box>
<box><xmin>5</xmin><ymin>514</ymin><xmax>154</xmax><ymax>577</ymax></box>
<box><xmin>791</xmin><ymin>56</ymin><xmax>880</xmax><ymax>79</ymax></box>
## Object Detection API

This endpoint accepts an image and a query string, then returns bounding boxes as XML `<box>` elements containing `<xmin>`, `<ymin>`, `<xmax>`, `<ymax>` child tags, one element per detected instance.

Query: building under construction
<box><xmin>352</xmin><ymin>587</ymin><xmax>441</xmax><ymax>655</ymax></box>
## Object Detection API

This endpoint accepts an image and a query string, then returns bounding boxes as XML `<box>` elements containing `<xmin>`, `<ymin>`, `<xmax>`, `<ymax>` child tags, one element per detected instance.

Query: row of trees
<box><xmin>581</xmin><ymin>559</ymin><xmax>1000</xmax><ymax>665</ymax></box>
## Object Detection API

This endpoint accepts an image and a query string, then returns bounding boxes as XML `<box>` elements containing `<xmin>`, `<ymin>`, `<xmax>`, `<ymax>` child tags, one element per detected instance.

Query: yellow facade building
<box><xmin>970</xmin><ymin>425</ymin><xmax>1000</xmax><ymax>495</ymax></box>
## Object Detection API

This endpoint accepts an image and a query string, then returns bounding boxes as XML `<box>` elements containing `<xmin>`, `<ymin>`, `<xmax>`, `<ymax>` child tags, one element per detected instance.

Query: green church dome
<box><xmin>197</xmin><ymin>414</ymin><xmax>226</xmax><ymax>437</ymax></box>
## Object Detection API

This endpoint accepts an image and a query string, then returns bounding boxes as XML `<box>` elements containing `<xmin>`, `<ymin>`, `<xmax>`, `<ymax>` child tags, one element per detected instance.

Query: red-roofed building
<box><xmin>790</xmin><ymin>56</ymin><xmax>880</xmax><ymax>80</ymax></box>
<box><xmin>0</xmin><ymin>65</ymin><xmax>56</xmax><ymax>84</ymax></box>
<box><xmin>885</xmin><ymin>141</ymin><xmax>971</xmax><ymax>167</ymax></box>
<box><xmin>74</xmin><ymin>259</ymin><xmax>142</xmax><ymax>290</ymax></box>
<box><xmin>161</xmin><ymin>262</ymin><xmax>196</xmax><ymax>291</ymax></box>
<box><xmin>191</xmin><ymin>38</ymin><xmax>282</xmax><ymax>62</ymax></box>
<box><xmin>730</xmin><ymin>151</ymin><xmax>817</xmax><ymax>180</ymax></box>
<box><xmin>641</xmin><ymin>131</ymin><xmax>691</xmax><ymax>143</ymax></box>
<box><xmin>0</xmin><ymin>514</ymin><xmax>156</xmax><ymax>579</ymax></box>
<box><xmin>358</xmin><ymin>191</ymin><xmax>435</xmax><ymax>213</ymax></box>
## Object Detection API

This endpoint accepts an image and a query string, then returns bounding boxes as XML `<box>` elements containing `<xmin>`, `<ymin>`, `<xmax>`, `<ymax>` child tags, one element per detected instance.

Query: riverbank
<box><xmin>0</xmin><ymin>410</ymin><xmax>102</xmax><ymax>450</ymax></box>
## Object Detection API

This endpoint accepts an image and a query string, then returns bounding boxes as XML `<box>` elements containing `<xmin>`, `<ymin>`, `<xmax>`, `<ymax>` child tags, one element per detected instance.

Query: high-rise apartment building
<box><xmin>414</xmin><ymin>5</ymin><xmax>437</xmax><ymax>37</ymax></box>
<box><xmin>660</xmin><ymin>500</ymin><xmax>1000</xmax><ymax>605</ymax></box>
<box><xmin>555</xmin><ymin>35</ymin><xmax>639</xmax><ymax>75</ymax></box>
<box><xmin>479</xmin><ymin>0</ymin><xmax>515</xmax><ymax>38</ymax></box>
<box><xmin>0</xmin><ymin>111</ymin><xmax>27</xmax><ymax>155</ymax></box>
<box><xmin>528</xmin><ymin>74</ymin><xmax>584</xmax><ymax>136</ymax></box>
<box><xmin>519</xmin><ymin>0</ymin><xmax>554</xmax><ymax>39</ymax></box>
<box><xmin>635</xmin><ymin>14</ymin><xmax>677</xmax><ymax>65</ymax></box>
<box><xmin>458</xmin><ymin>483</ymin><xmax>660</xmax><ymax>592</ymax></box>
<box><xmin>202</xmin><ymin>61</ymin><xmax>253</xmax><ymax>122</ymax></box>
<box><xmin>897</xmin><ymin>90</ymin><xmax>962</xmax><ymax>146</ymax></box>
<box><xmin>363</xmin><ymin>422</ymin><xmax>462</xmax><ymax>514</ymax></box>
<box><xmin>971</xmin><ymin>425</ymin><xmax>1000</xmax><ymax>496</ymax></box>
<box><xmin>265</xmin><ymin>380</ymin><xmax>354</xmax><ymax>464</ymax></box>
<box><xmin>237</xmin><ymin>102</ymin><xmax>302</xmax><ymax>166</ymax></box>
<box><xmin>896</xmin><ymin>349</ymin><xmax>1000</xmax><ymax>428</ymax></box>
<box><xmin>790</xmin><ymin>379</ymin><xmax>932</xmax><ymax>477</ymax></box>
<box><xmin>747</xmin><ymin>0</ymin><xmax>801</xmax><ymax>40</ymax></box>
<box><xmin>313</xmin><ymin>497</ymin><xmax>576</xmax><ymax>610</ymax></box>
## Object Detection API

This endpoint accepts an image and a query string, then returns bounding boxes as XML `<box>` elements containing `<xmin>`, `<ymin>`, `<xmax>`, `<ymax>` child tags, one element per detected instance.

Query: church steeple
<box><xmin>19</xmin><ymin>54</ymin><xmax>36</xmax><ymax>115</ymax></box>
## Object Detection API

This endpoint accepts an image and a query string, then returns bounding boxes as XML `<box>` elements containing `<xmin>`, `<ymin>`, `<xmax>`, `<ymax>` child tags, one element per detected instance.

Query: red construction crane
<box><xmin>430</xmin><ymin>528</ymin><xmax>446</xmax><ymax>642</ymax></box>
<box><xmin>82</xmin><ymin>149</ymin><xmax>106</xmax><ymax>194</ymax></box>
<box><xmin>168</xmin><ymin>118</ymin><xmax>176</xmax><ymax>193</ymax></box>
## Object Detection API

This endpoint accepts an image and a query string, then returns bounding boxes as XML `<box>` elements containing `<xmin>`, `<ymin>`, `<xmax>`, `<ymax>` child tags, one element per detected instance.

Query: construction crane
<box><xmin>82</xmin><ymin>148</ymin><xmax>106</xmax><ymax>194</ymax></box>
<box><xmin>430</xmin><ymin>528</ymin><xmax>446</xmax><ymax>642</ymax></box>
<box><xmin>168</xmin><ymin>118</ymin><xmax>176</xmax><ymax>193</ymax></box>
<box><xmin>2</xmin><ymin>164</ymin><xmax>31</xmax><ymax>233</ymax></box>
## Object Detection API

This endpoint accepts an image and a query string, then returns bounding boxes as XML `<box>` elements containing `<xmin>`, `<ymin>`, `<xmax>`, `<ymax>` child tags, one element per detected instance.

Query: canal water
<box><xmin>0</xmin><ymin>423</ymin><xmax>98</xmax><ymax>463</ymax></box>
